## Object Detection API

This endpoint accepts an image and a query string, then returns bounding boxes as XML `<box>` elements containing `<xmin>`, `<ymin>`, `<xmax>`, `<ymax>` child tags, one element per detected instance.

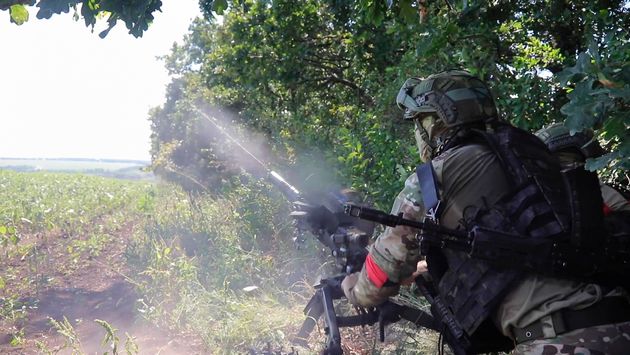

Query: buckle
<box><xmin>425</xmin><ymin>200</ymin><xmax>442</xmax><ymax>223</ymax></box>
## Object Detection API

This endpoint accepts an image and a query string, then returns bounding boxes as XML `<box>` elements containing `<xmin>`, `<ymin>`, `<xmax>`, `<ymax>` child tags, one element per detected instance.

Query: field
<box><xmin>0</xmin><ymin>158</ymin><xmax>147</xmax><ymax>171</ymax></box>
<box><xmin>0</xmin><ymin>170</ymin><xmax>436</xmax><ymax>354</ymax></box>
<box><xmin>0</xmin><ymin>158</ymin><xmax>152</xmax><ymax>180</ymax></box>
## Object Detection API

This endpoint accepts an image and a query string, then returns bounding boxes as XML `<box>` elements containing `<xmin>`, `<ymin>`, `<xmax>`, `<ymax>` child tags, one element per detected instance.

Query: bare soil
<box><xmin>0</xmin><ymin>222</ymin><xmax>204</xmax><ymax>354</ymax></box>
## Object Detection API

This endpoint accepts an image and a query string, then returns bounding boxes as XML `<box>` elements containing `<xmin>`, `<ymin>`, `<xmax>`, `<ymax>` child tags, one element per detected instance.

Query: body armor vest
<box><xmin>419</xmin><ymin>124</ymin><xmax>574</xmax><ymax>351</ymax></box>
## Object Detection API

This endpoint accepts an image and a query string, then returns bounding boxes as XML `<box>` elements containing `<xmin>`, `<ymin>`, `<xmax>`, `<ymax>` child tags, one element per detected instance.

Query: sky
<box><xmin>0</xmin><ymin>1</ymin><xmax>201</xmax><ymax>161</ymax></box>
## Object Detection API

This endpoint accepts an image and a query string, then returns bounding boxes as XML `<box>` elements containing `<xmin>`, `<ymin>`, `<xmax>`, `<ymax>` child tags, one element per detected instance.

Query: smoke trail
<box><xmin>192</xmin><ymin>105</ymin><xmax>269</xmax><ymax>172</ymax></box>
<box><xmin>189</xmin><ymin>103</ymin><xmax>350</xmax><ymax>206</ymax></box>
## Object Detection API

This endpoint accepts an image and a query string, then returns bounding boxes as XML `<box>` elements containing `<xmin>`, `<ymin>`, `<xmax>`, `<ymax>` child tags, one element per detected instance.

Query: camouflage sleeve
<box><xmin>349</xmin><ymin>173</ymin><xmax>426</xmax><ymax>307</ymax></box>
<box><xmin>601</xmin><ymin>183</ymin><xmax>630</xmax><ymax>212</ymax></box>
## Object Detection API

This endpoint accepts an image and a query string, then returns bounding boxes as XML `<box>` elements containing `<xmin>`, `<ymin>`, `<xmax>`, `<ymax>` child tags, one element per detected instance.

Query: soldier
<box><xmin>341</xmin><ymin>71</ymin><xmax>630</xmax><ymax>354</ymax></box>
<box><xmin>535</xmin><ymin>122</ymin><xmax>630</xmax><ymax>214</ymax></box>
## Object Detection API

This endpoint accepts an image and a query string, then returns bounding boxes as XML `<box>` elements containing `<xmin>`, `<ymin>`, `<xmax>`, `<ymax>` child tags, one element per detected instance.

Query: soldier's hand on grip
<box><xmin>341</xmin><ymin>272</ymin><xmax>361</xmax><ymax>305</ymax></box>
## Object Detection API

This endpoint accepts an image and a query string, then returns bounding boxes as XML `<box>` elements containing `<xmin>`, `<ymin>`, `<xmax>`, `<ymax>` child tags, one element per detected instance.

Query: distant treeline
<box><xmin>0</xmin><ymin>164</ymin><xmax>153</xmax><ymax>181</ymax></box>
<box><xmin>1</xmin><ymin>165</ymin><xmax>37</xmax><ymax>172</ymax></box>
<box><xmin>0</xmin><ymin>157</ymin><xmax>149</xmax><ymax>164</ymax></box>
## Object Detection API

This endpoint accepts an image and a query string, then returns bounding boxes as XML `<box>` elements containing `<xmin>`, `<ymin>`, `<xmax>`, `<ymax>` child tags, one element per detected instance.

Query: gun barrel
<box><xmin>344</xmin><ymin>204</ymin><xmax>469</xmax><ymax>241</ymax></box>
<box><xmin>344</xmin><ymin>204</ymin><xmax>424</xmax><ymax>229</ymax></box>
<box><xmin>269</xmin><ymin>170</ymin><xmax>301</xmax><ymax>202</ymax></box>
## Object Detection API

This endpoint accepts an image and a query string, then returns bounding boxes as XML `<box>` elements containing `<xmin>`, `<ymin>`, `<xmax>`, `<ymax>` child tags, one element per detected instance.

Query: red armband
<box><xmin>603</xmin><ymin>203</ymin><xmax>612</xmax><ymax>216</ymax></box>
<box><xmin>365</xmin><ymin>254</ymin><xmax>388</xmax><ymax>288</ymax></box>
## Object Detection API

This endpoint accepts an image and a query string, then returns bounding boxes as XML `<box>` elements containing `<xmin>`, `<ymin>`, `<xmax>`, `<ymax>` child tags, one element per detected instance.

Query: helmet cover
<box><xmin>535</xmin><ymin>123</ymin><xmax>605</xmax><ymax>161</ymax></box>
<box><xmin>396</xmin><ymin>70</ymin><xmax>498</xmax><ymax>127</ymax></box>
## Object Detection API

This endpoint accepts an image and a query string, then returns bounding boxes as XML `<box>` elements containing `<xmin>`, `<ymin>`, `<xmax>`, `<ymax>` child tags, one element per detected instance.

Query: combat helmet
<box><xmin>396</xmin><ymin>70</ymin><xmax>498</xmax><ymax>160</ymax></box>
<box><xmin>535</xmin><ymin>123</ymin><xmax>605</xmax><ymax>166</ymax></box>
<box><xmin>396</xmin><ymin>70</ymin><xmax>498</xmax><ymax>125</ymax></box>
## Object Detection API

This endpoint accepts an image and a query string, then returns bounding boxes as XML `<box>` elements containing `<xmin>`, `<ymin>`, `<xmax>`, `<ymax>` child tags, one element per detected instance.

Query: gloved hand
<box><xmin>341</xmin><ymin>272</ymin><xmax>360</xmax><ymax>305</ymax></box>
<box><xmin>401</xmin><ymin>260</ymin><xmax>428</xmax><ymax>285</ymax></box>
<box><xmin>290</xmin><ymin>201</ymin><xmax>339</xmax><ymax>234</ymax></box>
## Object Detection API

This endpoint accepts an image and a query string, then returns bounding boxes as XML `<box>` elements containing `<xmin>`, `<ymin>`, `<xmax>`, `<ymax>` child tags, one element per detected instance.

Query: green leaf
<box><xmin>602</xmin><ymin>115</ymin><xmax>625</xmax><ymax>141</ymax></box>
<box><xmin>9</xmin><ymin>4</ymin><xmax>29</xmax><ymax>25</ymax></box>
<box><xmin>575</xmin><ymin>52</ymin><xmax>595</xmax><ymax>74</ymax></box>
<box><xmin>585</xmin><ymin>152</ymin><xmax>616</xmax><ymax>171</ymax></box>
<box><xmin>560</xmin><ymin>79</ymin><xmax>606</xmax><ymax>132</ymax></box>
<box><xmin>588</xmin><ymin>41</ymin><xmax>601</xmax><ymax>65</ymax></box>
<box><xmin>398</xmin><ymin>0</ymin><xmax>416</xmax><ymax>23</ymax></box>
<box><xmin>36</xmin><ymin>0</ymin><xmax>72</xmax><ymax>19</ymax></box>
<box><xmin>9</xmin><ymin>337</ymin><xmax>20</xmax><ymax>347</ymax></box>
<box><xmin>81</xmin><ymin>0</ymin><xmax>98</xmax><ymax>27</ymax></box>
<box><xmin>556</xmin><ymin>52</ymin><xmax>594</xmax><ymax>86</ymax></box>
<box><xmin>212</xmin><ymin>0</ymin><xmax>228</xmax><ymax>15</ymax></box>
<box><xmin>0</xmin><ymin>225</ymin><xmax>6</xmax><ymax>235</ymax></box>
<box><xmin>608</xmin><ymin>87</ymin><xmax>630</xmax><ymax>100</ymax></box>
<box><xmin>98</xmin><ymin>27</ymin><xmax>112</xmax><ymax>38</ymax></box>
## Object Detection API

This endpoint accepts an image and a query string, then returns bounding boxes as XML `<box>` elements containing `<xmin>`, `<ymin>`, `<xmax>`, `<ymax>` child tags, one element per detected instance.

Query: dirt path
<box><xmin>0</xmin><ymin>221</ymin><xmax>203</xmax><ymax>354</ymax></box>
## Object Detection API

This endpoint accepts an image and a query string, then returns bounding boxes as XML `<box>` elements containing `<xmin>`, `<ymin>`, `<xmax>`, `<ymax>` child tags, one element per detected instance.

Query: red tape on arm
<box><xmin>365</xmin><ymin>254</ymin><xmax>388</xmax><ymax>288</ymax></box>
<box><xmin>603</xmin><ymin>203</ymin><xmax>612</xmax><ymax>216</ymax></box>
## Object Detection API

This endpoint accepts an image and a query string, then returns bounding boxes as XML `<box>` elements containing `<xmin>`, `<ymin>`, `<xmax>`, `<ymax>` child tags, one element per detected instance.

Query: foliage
<box><xmin>94</xmin><ymin>319</ymin><xmax>139</xmax><ymax>355</ymax></box>
<box><xmin>33</xmin><ymin>317</ymin><xmax>139</xmax><ymax>354</ymax></box>
<box><xmin>151</xmin><ymin>1</ymin><xmax>417</xmax><ymax>207</ymax></box>
<box><xmin>1</xmin><ymin>0</ymin><xmax>162</xmax><ymax>37</ymax></box>
<box><xmin>0</xmin><ymin>170</ymin><xmax>152</xmax><ymax>236</ymax></box>
<box><xmin>0</xmin><ymin>223</ymin><xmax>19</xmax><ymax>247</ymax></box>
<box><xmin>48</xmin><ymin>316</ymin><xmax>85</xmax><ymax>354</ymax></box>
<box><xmin>0</xmin><ymin>171</ymin><xmax>315</xmax><ymax>352</ymax></box>
<box><xmin>0</xmin><ymin>171</ymin><xmax>153</xmax><ymax>353</ymax></box>
<box><xmin>125</xmin><ymin>179</ymin><xmax>322</xmax><ymax>351</ymax></box>
<box><xmin>127</xmin><ymin>179</ymin><xmax>315</xmax><ymax>293</ymax></box>
<box><xmin>556</xmin><ymin>37</ymin><xmax>630</xmax><ymax>172</ymax></box>
<box><xmin>0</xmin><ymin>163</ymin><xmax>421</xmax><ymax>353</ymax></box>
<box><xmin>0</xmin><ymin>296</ymin><xmax>29</xmax><ymax>346</ymax></box>
<box><xmin>150</xmin><ymin>0</ymin><xmax>629</xmax><ymax>206</ymax></box>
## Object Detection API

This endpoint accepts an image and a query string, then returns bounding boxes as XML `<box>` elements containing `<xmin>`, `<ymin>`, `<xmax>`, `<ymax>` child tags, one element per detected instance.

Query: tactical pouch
<box><xmin>418</xmin><ymin>124</ymin><xmax>573</xmax><ymax>346</ymax></box>
<box><xmin>468</xmin><ymin>226</ymin><xmax>553</xmax><ymax>270</ymax></box>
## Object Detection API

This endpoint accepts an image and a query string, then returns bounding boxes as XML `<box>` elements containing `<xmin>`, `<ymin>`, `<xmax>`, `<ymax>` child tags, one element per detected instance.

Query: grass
<box><xmin>0</xmin><ymin>170</ymin><xmax>436</xmax><ymax>354</ymax></box>
<box><xmin>0</xmin><ymin>170</ymin><xmax>152</xmax><ymax>235</ymax></box>
<box><xmin>124</xmin><ymin>181</ymin><xmax>320</xmax><ymax>352</ymax></box>
<box><xmin>33</xmin><ymin>317</ymin><xmax>139</xmax><ymax>355</ymax></box>
<box><xmin>0</xmin><ymin>170</ymin><xmax>151</xmax><ymax>353</ymax></box>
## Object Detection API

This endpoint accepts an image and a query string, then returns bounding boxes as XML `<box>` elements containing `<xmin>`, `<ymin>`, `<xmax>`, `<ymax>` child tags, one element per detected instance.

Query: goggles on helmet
<box><xmin>396</xmin><ymin>77</ymin><xmax>436</xmax><ymax>120</ymax></box>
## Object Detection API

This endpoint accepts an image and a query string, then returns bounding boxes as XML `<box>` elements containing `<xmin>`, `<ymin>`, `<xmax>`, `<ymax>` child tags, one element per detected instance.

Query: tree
<box><xmin>1</xmin><ymin>0</ymin><xmax>163</xmax><ymax>37</ymax></box>
<box><xmin>152</xmin><ymin>2</ymin><xmax>417</xmax><ymax>206</ymax></box>
<box><xmin>150</xmin><ymin>0</ymin><xmax>629</xmax><ymax>204</ymax></box>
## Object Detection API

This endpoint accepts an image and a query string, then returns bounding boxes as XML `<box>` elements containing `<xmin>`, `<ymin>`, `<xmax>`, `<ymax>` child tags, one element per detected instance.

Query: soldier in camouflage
<box><xmin>341</xmin><ymin>71</ymin><xmax>630</xmax><ymax>354</ymax></box>
<box><xmin>535</xmin><ymin>123</ymin><xmax>629</xmax><ymax>214</ymax></box>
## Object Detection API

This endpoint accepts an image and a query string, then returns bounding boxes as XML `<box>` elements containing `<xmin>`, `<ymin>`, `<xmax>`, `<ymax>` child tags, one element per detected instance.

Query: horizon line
<box><xmin>0</xmin><ymin>157</ymin><xmax>150</xmax><ymax>164</ymax></box>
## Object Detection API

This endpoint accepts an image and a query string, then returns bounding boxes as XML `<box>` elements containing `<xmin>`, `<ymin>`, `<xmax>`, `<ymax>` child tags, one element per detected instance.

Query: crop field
<box><xmin>0</xmin><ymin>158</ymin><xmax>147</xmax><ymax>172</ymax></box>
<box><xmin>0</xmin><ymin>170</ymin><xmax>436</xmax><ymax>354</ymax></box>
<box><xmin>0</xmin><ymin>170</ymin><xmax>178</xmax><ymax>353</ymax></box>
<box><xmin>0</xmin><ymin>158</ymin><xmax>153</xmax><ymax>181</ymax></box>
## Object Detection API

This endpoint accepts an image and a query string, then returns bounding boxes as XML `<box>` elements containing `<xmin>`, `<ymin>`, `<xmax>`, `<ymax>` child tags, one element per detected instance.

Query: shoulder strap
<box><xmin>417</xmin><ymin>163</ymin><xmax>442</xmax><ymax>222</ymax></box>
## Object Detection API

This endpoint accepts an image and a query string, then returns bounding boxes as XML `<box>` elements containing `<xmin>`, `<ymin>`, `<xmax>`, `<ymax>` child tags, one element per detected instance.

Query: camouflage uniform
<box><xmin>515</xmin><ymin>321</ymin><xmax>630</xmax><ymax>355</ymax></box>
<box><xmin>344</xmin><ymin>73</ymin><xmax>630</xmax><ymax>354</ymax></box>
<box><xmin>535</xmin><ymin>123</ymin><xmax>630</xmax><ymax>214</ymax></box>
<box><xmin>351</xmin><ymin>140</ymin><xmax>521</xmax><ymax>307</ymax></box>
<box><xmin>601</xmin><ymin>184</ymin><xmax>630</xmax><ymax>213</ymax></box>
<box><xmin>347</xmin><ymin>143</ymin><xmax>630</xmax><ymax>353</ymax></box>
<box><xmin>346</xmin><ymin>170</ymin><xmax>424</xmax><ymax>306</ymax></box>
<box><xmin>496</xmin><ymin>123</ymin><xmax>630</xmax><ymax>354</ymax></box>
